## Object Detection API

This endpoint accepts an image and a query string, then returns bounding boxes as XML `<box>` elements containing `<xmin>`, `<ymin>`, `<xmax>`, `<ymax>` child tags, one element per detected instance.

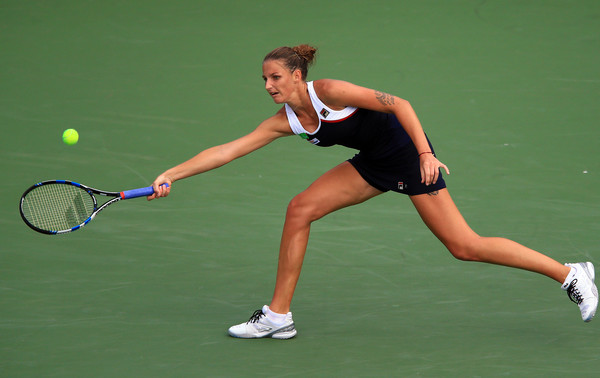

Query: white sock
<box><xmin>264</xmin><ymin>305</ymin><xmax>287</xmax><ymax>325</ymax></box>
<box><xmin>561</xmin><ymin>266</ymin><xmax>577</xmax><ymax>290</ymax></box>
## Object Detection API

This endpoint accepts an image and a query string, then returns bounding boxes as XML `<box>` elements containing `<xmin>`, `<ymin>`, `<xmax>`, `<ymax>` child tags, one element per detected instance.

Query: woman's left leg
<box><xmin>410</xmin><ymin>188</ymin><xmax>570</xmax><ymax>283</ymax></box>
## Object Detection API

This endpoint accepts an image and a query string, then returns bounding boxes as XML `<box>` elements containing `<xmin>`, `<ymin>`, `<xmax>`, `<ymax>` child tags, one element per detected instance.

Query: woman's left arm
<box><xmin>315</xmin><ymin>79</ymin><xmax>449</xmax><ymax>186</ymax></box>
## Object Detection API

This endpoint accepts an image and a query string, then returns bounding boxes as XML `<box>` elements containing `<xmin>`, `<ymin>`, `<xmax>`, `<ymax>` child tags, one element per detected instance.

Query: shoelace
<box><xmin>567</xmin><ymin>279</ymin><xmax>583</xmax><ymax>305</ymax></box>
<box><xmin>247</xmin><ymin>309</ymin><xmax>265</xmax><ymax>324</ymax></box>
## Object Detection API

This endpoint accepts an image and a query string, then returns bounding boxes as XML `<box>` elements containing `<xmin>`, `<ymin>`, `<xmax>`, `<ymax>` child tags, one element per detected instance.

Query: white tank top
<box><xmin>284</xmin><ymin>81</ymin><xmax>357</xmax><ymax>138</ymax></box>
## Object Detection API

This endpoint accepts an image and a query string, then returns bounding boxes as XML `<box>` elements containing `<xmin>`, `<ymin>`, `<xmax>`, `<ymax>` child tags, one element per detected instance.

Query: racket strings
<box><xmin>21</xmin><ymin>184</ymin><xmax>96</xmax><ymax>231</ymax></box>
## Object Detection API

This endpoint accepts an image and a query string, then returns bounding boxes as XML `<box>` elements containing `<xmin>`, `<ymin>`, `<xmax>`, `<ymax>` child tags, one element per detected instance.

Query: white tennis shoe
<box><xmin>228</xmin><ymin>305</ymin><xmax>297</xmax><ymax>339</ymax></box>
<box><xmin>562</xmin><ymin>262</ymin><xmax>598</xmax><ymax>322</ymax></box>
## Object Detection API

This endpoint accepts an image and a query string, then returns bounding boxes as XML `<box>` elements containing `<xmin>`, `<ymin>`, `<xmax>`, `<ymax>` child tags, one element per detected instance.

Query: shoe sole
<box><xmin>228</xmin><ymin>324</ymin><xmax>297</xmax><ymax>339</ymax></box>
<box><xmin>271</xmin><ymin>328</ymin><xmax>297</xmax><ymax>339</ymax></box>
<box><xmin>583</xmin><ymin>262</ymin><xmax>595</xmax><ymax>282</ymax></box>
<box><xmin>228</xmin><ymin>330</ymin><xmax>297</xmax><ymax>339</ymax></box>
<box><xmin>580</xmin><ymin>262</ymin><xmax>597</xmax><ymax>322</ymax></box>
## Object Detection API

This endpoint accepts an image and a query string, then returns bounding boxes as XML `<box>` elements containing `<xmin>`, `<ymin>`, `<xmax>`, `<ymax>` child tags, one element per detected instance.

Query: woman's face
<box><xmin>262</xmin><ymin>59</ymin><xmax>300</xmax><ymax>104</ymax></box>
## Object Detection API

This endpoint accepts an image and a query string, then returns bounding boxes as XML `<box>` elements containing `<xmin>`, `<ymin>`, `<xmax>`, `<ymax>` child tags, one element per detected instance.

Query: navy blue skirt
<box><xmin>348</xmin><ymin>137</ymin><xmax>446</xmax><ymax>196</ymax></box>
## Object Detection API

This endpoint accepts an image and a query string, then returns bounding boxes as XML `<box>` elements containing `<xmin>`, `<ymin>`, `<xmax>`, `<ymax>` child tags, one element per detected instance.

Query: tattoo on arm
<box><xmin>375</xmin><ymin>91</ymin><xmax>395</xmax><ymax>106</ymax></box>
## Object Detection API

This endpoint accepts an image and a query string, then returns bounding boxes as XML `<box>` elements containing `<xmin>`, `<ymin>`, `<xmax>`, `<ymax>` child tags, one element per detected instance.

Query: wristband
<box><xmin>418</xmin><ymin>151</ymin><xmax>433</xmax><ymax>157</ymax></box>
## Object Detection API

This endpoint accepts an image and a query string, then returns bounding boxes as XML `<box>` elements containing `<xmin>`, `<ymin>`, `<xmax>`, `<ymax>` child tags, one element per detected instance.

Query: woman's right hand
<box><xmin>147</xmin><ymin>175</ymin><xmax>172</xmax><ymax>200</ymax></box>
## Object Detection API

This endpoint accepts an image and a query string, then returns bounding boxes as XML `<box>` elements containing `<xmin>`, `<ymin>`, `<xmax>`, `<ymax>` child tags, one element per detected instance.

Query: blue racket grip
<box><xmin>120</xmin><ymin>183</ymin><xmax>169</xmax><ymax>199</ymax></box>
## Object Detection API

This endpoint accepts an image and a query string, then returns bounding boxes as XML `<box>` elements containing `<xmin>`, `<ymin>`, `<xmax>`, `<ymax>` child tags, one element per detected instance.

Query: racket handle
<box><xmin>120</xmin><ymin>183</ymin><xmax>169</xmax><ymax>199</ymax></box>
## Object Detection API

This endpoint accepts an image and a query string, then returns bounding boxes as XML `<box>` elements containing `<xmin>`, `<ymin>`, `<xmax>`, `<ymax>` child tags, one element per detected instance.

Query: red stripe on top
<box><xmin>321</xmin><ymin>108</ymin><xmax>358</xmax><ymax>123</ymax></box>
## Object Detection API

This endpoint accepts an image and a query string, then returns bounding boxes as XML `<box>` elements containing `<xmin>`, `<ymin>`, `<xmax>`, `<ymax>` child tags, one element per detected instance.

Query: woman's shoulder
<box><xmin>312</xmin><ymin>79</ymin><xmax>358</xmax><ymax>109</ymax></box>
<box><xmin>259</xmin><ymin>106</ymin><xmax>294</xmax><ymax>135</ymax></box>
<box><xmin>312</xmin><ymin>78</ymin><xmax>345</xmax><ymax>94</ymax></box>
<box><xmin>264</xmin><ymin>106</ymin><xmax>289</xmax><ymax>124</ymax></box>
<box><xmin>272</xmin><ymin>105</ymin><xmax>288</xmax><ymax>119</ymax></box>
<box><xmin>312</xmin><ymin>79</ymin><xmax>357</xmax><ymax>95</ymax></box>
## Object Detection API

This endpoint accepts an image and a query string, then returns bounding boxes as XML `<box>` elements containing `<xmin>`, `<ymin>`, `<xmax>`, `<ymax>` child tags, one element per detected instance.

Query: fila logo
<box><xmin>320</xmin><ymin>108</ymin><xmax>330</xmax><ymax>118</ymax></box>
<box><xmin>398</xmin><ymin>182</ymin><xmax>404</xmax><ymax>190</ymax></box>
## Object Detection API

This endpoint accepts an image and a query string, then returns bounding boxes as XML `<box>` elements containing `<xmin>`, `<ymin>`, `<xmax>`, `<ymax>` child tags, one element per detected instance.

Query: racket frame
<box><xmin>19</xmin><ymin>180</ymin><xmax>152</xmax><ymax>235</ymax></box>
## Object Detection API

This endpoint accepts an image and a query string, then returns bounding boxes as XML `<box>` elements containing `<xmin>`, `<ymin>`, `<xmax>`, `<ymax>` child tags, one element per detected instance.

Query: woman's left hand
<box><xmin>420</xmin><ymin>153</ymin><xmax>450</xmax><ymax>186</ymax></box>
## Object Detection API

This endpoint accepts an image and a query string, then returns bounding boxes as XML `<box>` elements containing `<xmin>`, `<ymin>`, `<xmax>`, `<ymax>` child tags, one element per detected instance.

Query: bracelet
<box><xmin>418</xmin><ymin>151</ymin><xmax>433</xmax><ymax>157</ymax></box>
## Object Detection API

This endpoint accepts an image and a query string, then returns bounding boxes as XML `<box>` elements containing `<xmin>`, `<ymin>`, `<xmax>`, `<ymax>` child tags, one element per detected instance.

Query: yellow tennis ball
<box><xmin>62</xmin><ymin>129</ymin><xmax>79</xmax><ymax>145</ymax></box>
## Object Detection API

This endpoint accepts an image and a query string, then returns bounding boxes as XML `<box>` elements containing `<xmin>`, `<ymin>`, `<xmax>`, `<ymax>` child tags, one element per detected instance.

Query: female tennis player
<box><xmin>149</xmin><ymin>44</ymin><xmax>597</xmax><ymax>338</ymax></box>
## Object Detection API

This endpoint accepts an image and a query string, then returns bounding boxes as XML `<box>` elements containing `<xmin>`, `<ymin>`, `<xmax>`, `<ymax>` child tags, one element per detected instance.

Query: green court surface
<box><xmin>2</xmin><ymin>0</ymin><xmax>599</xmax><ymax>376</ymax></box>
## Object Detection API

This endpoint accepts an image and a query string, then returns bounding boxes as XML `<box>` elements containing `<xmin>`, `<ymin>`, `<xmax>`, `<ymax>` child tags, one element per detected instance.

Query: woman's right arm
<box><xmin>148</xmin><ymin>110</ymin><xmax>292</xmax><ymax>199</ymax></box>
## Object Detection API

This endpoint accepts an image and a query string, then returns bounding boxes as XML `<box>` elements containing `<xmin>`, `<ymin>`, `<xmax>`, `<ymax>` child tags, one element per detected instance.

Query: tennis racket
<box><xmin>19</xmin><ymin>180</ymin><xmax>168</xmax><ymax>235</ymax></box>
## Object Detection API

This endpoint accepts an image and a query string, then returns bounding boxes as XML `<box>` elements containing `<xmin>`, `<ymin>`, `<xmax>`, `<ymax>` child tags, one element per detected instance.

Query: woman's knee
<box><xmin>286</xmin><ymin>193</ymin><xmax>322</xmax><ymax>223</ymax></box>
<box><xmin>445</xmin><ymin>236</ymin><xmax>483</xmax><ymax>262</ymax></box>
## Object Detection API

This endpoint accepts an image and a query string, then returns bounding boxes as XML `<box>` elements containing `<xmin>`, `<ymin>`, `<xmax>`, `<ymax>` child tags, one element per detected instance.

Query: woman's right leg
<box><xmin>229</xmin><ymin>161</ymin><xmax>381</xmax><ymax>338</ymax></box>
<box><xmin>268</xmin><ymin>161</ymin><xmax>383</xmax><ymax>314</ymax></box>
